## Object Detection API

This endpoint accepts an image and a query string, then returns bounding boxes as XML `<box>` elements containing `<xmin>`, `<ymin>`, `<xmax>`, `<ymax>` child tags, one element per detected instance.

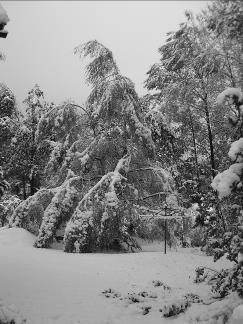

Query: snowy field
<box><xmin>0</xmin><ymin>228</ymin><xmax>240</xmax><ymax>324</ymax></box>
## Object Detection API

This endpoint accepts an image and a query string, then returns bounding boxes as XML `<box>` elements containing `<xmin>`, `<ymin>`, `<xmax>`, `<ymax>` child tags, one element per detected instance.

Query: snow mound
<box><xmin>230</xmin><ymin>304</ymin><xmax>243</xmax><ymax>324</ymax></box>
<box><xmin>0</xmin><ymin>228</ymin><xmax>36</xmax><ymax>248</ymax></box>
<box><xmin>186</xmin><ymin>292</ymin><xmax>242</xmax><ymax>324</ymax></box>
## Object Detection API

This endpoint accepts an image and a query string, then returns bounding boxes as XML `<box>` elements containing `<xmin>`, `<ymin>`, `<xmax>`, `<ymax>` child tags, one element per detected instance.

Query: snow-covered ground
<box><xmin>0</xmin><ymin>228</ymin><xmax>241</xmax><ymax>324</ymax></box>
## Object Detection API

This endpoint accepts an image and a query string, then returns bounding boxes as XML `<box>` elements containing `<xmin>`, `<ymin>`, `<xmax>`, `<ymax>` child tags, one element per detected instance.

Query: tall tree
<box><xmin>0</xmin><ymin>83</ymin><xmax>19</xmax><ymax>178</ymax></box>
<box><xmin>145</xmin><ymin>4</ymin><xmax>242</xmax><ymax>233</ymax></box>
<box><xmin>8</xmin><ymin>85</ymin><xmax>52</xmax><ymax>197</ymax></box>
<box><xmin>208</xmin><ymin>0</ymin><xmax>243</xmax><ymax>297</ymax></box>
<box><xmin>10</xmin><ymin>41</ymin><xmax>173</xmax><ymax>252</ymax></box>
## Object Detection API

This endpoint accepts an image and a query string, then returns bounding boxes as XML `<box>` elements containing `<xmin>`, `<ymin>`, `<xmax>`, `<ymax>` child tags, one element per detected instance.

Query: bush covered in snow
<box><xmin>160</xmin><ymin>297</ymin><xmax>190</xmax><ymax>317</ymax></box>
<box><xmin>102</xmin><ymin>280</ymin><xmax>205</xmax><ymax>319</ymax></box>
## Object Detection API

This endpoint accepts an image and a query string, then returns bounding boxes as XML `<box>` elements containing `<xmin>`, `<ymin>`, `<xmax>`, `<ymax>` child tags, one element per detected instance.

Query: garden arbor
<box><xmin>138</xmin><ymin>192</ymin><xmax>196</xmax><ymax>253</ymax></box>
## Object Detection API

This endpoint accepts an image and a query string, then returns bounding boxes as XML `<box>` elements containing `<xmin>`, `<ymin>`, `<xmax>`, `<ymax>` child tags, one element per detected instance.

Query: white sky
<box><xmin>0</xmin><ymin>1</ymin><xmax>207</xmax><ymax>109</ymax></box>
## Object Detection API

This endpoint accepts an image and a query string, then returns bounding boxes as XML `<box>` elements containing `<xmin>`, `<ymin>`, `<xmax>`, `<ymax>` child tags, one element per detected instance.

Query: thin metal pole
<box><xmin>164</xmin><ymin>219</ymin><xmax>167</xmax><ymax>254</ymax></box>
<box><xmin>164</xmin><ymin>205</ymin><xmax>167</xmax><ymax>254</ymax></box>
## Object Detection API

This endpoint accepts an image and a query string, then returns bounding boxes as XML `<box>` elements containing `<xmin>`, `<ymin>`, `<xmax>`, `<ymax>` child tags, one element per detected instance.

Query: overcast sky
<box><xmin>0</xmin><ymin>1</ymin><xmax>208</xmax><ymax>109</ymax></box>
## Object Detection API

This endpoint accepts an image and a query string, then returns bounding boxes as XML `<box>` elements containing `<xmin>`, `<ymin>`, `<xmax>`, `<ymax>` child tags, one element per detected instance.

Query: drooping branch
<box><xmin>63</xmin><ymin>154</ymin><xmax>135</xmax><ymax>252</ymax></box>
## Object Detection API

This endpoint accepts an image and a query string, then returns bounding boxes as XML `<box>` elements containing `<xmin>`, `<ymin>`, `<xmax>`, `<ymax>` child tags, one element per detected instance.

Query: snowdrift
<box><xmin>0</xmin><ymin>227</ymin><xmax>36</xmax><ymax>248</ymax></box>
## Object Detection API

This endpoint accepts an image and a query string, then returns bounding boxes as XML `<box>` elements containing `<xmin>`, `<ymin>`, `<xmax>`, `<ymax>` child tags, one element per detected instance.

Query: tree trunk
<box><xmin>240</xmin><ymin>34</ymin><xmax>243</xmax><ymax>92</ymax></box>
<box><xmin>238</xmin><ymin>33</ymin><xmax>243</xmax><ymax>267</ymax></box>
<box><xmin>188</xmin><ymin>107</ymin><xmax>200</xmax><ymax>184</ymax></box>
<box><xmin>30</xmin><ymin>176</ymin><xmax>35</xmax><ymax>196</ymax></box>
<box><xmin>203</xmin><ymin>97</ymin><xmax>216</xmax><ymax>179</ymax></box>
<box><xmin>23</xmin><ymin>178</ymin><xmax>26</xmax><ymax>199</ymax></box>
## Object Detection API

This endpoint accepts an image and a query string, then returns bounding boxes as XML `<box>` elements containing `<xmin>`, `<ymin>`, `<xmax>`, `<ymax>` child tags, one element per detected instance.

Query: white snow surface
<box><xmin>0</xmin><ymin>228</ymin><xmax>240</xmax><ymax>324</ymax></box>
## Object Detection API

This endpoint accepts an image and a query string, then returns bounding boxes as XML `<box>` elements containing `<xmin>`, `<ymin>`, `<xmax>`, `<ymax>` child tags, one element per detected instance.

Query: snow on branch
<box><xmin>228</xmin><ymin>138</ymin><xmax>243</xmax><ymax>163</ymax></box>
<box><xmin>211</xmin><ymin>163</ymin><xmax>243</xmax><ymax>199</ymax></box>
<box><xmin>63</xmin><ymin>154</ymin><xmax>136</xmax><ymax>253</ymax></box>
<box><xmin>79</xmin><ymin>154</ymin><xmax>131</xmax><ymax>209</ymax></box>
<box><xmin>74</xmin><ymin>40</ymin><xmax>119</xmax><ymax>87</ymax></box>
<box><xmin>64</xmin><ymin>133</ymin><xmax>101</xmax><ymax>166</ymax></box>
<box><xmin>216</xmin><ymin>88</ymin><xmax>243</xmax><ymax>105</ymax></box>
<box><xmin>124</xmin><ymin>99</ymin><xmax>155</xmax><ymax>156</ymax></box>
<box><xmin>34</xmin><ymin>176</ymin><xmax>81</xmax><ymax>248</ymax></box>
<box><xmin>140</xmin><ymin>214</ymin><xmax>192</xmax><ymax>220</ymax></box>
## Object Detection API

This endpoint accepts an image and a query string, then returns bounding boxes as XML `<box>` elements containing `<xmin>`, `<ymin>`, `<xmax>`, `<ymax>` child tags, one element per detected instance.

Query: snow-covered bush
<box><xmin>160</xmin><ymin>297</ymin><xmax>190</xmax><ymax>317</ymax></box>
<box><xmin>102</xmin><ymin>280</ymin><xmax>203</xmax><ymax>319</ymax></box>
<box><xmin>211</xmin><ymin>265</ymin><xmax>243</xmax><ymax>298</ymax></box>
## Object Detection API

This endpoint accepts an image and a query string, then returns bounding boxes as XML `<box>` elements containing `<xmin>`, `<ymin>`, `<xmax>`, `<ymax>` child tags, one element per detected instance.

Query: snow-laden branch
<box><xmin>79</xmin><ymin>154</ymin><xmax>130</xmax><ymax>209</ymax></box>
<box><xmin>62</xmin><ymin>154</ymin><xmax>138</xmax><ymax>253</ymax></box>
<box><xmin>229</xmin><ymin>138</ymin><xmax>243</xmax><ymax>163</ymax></box>
<box><xmin>211</xmin><ymin>163</ymin><xmax>243</xmax><ymax>199</ymax></box>
<box><xmin>212</xmin><ymin>136</ymin><xmax>243</xmax><ymax>199</ymax></box>
<box><xmin>217</xmin><ymin>88</ymin><xmax>243</xmax><ymax>105</ymax></box>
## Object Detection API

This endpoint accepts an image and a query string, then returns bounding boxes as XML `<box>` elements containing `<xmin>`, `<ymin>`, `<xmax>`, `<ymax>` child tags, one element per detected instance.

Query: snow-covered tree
<box><xmin>144</xmin><ymin>1</ymin><xmax>243</xmax><ymax>245</ymax></box>
<box><xmin>0</xmin><ymin>83</ymin><xmax>19</xmax><ymax>177</ymax></box>
<box><xmin>0</xmin><ymin>83</ymin><xmax>16</xmax><ymax>118</ymax></box>
<box><xmin>10</xmin><ymin>41</ymin><xmax>173</xmax><ymax>252</ymax></box>
<box><xmin>7</xmin><ymin>85</ymin><xmax>54</xmax><ymax>197</ymax></box>
<box><xmin>202</xmin><ymin>88</ymin><xmax>242</xmax><ymax>298</ymax></box>
<box><xmin>201</xmin><ymin>0</ymin><xmax>243</xmax><ymax>298</ymax></box>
